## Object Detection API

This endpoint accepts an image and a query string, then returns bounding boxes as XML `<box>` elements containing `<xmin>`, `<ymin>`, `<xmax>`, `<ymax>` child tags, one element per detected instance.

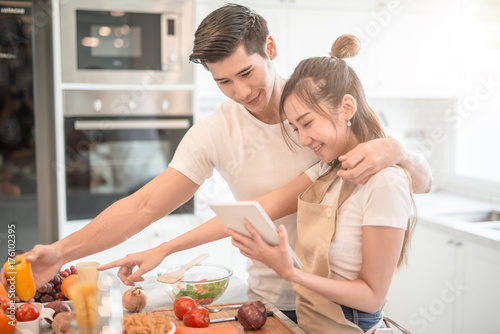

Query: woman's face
<box><xmin>284</xmin><ymin>93</ymin><xmax>352</xmax><ymax>163</ymax></box>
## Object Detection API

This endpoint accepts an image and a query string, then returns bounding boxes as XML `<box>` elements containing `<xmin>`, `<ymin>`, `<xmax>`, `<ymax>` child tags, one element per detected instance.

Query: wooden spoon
<box><xmin>157</xmin><ymin>253</ymin><xmax>209</xmax><ymax>284</ymax></box>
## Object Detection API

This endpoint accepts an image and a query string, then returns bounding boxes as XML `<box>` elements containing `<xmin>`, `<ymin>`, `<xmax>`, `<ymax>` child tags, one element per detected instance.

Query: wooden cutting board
<box><xmin>147</xmin><ymin>301</ymin><xmax>296</xmax><ymax>333</ymax></box>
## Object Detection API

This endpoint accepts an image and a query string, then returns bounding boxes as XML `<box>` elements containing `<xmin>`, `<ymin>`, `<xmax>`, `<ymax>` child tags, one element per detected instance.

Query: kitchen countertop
<box><xmin>40</xmin><ymin>274</ymin><xmax>305</xmax><ymax>333</ymax></box>
<box><xmin>39</xmin><ymin>191</ymin><xmax>500</xmax><ymax>333</ymax></box>
<box><xmin>415</xmin><ymin>191</ymin><xmax>500</xmax><ymax>250</ymax></box>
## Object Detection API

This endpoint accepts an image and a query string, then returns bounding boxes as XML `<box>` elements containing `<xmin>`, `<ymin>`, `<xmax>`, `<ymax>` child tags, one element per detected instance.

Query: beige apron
<box><xmin>292</xmin><ymin>167</ymin><xmax>370</xmax><ymax>334</ymax></box>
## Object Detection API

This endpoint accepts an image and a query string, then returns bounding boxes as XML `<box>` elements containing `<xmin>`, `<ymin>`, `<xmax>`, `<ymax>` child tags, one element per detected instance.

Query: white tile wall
<box><xmin>198</xmin><ymin>96</ymin><xmax>457</xmax><ymax>196</ymax></box>
<box><xmin>196</xmin><ymin>95</ymin><xmax>500</xmax><ymax>205</ymax></box>
<box><xmin>198</xmin><ymin>97</ymin><xmax>457</xmax><ymax>191</ymax></box>
<box><xmin>370</xmin><ymin>98</ymin><xmax>500</xmax><ymax>205</ymax></box>
<box><xmin>370</xmin><ymin>98</ymin><xmax>455</xmax><ymax>189</ymax></box>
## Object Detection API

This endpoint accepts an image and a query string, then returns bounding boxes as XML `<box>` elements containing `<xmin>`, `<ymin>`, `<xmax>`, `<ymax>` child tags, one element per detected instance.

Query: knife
<box><xmin>210</xmin><ymin>311</ymin><xmax>274</xmax><ymax>323</ymax></box>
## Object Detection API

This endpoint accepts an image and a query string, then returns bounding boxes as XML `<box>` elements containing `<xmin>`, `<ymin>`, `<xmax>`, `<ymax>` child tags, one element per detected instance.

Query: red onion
<box><xmin>44</xmin><ymin>300</ymin><xmax>71</xmax><ymax>324</ymax></box>
<box><xmin>237</xmin><ymin>301</ymin><xmax>267</xmax><ymax>330</ymax></box>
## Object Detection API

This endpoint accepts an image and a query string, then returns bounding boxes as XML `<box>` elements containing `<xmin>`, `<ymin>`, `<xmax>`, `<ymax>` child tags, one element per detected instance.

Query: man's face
<box><xmin>206</xmin><ymin>43</ymin><xmax>275</xmax><ymax>115</ymax></box>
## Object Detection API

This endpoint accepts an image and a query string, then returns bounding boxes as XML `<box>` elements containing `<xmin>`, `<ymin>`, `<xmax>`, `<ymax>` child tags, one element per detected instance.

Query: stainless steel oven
<box><xmin>59</xmin><ymin>0</ymin><xmax>193</xmax><ymax>84</ymax></box>
<box><xmin>63</xmin><ymin>90</ymin><xmax>193</xmax><ymax>221</ymax></box>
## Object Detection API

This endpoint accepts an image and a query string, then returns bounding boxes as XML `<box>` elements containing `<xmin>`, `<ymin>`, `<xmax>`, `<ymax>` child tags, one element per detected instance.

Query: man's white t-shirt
<box><xmin>170</xmin><ymin>100</ymin><xmax>318</xmax><ymax>310</ymax></box>
<box><xmin>306</xmin><ymin>162</ymin><xmax>412</xmax><ymax>281</ymax></box>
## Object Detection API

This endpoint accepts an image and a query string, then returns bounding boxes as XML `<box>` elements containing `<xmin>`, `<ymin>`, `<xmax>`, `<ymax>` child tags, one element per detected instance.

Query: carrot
<box><xmin>175</xmin><ymin>325</ymin><xmax>242</xmax><ymax>334</ymax></box>
<box><xmin>195</xmin><ymin>279</ymin><xmax>208</xmax><ymax>293</ymax></box>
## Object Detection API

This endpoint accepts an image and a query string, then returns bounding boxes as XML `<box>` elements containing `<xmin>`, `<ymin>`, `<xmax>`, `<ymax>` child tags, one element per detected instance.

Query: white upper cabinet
<box><xmin>286</xmin><ymin>3</ymin><xmax>378</xmax><ymax>89</ymax></box>
<box><xmin>194</xmin><ymin>0</ymin><xmax>461</xmax><ymax>99</ymax></box>
<box><xmin>194</xmin><ymin>0</ymin><xmax>290</xmax><ymax>98</ymax></box>
<box><xmin>370</xmin><ymin>0</ymin><xmax>461</xmax><ymax>98</ymax></box>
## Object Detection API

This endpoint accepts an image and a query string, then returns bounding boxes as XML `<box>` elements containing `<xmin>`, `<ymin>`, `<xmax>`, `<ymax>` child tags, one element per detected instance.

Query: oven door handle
<box><xmin>74</xmin><ymin>119</ymin><xmax>191</xmax><ymax>130</ymax></box>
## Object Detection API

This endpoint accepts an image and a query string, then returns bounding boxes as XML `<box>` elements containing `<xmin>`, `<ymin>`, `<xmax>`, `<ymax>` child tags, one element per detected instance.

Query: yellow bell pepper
<box><xmin>0</xmin><ymin>311</ymin><xmax>16</xmax><ymax>334</ymax></box>
<box><xmin>3</xmin><ymin>255</ymin><xmax>36</xmax><ymax>302</ymax></box>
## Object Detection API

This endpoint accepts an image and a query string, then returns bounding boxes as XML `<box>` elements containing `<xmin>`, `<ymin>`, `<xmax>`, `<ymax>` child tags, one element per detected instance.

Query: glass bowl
<box><xmin>157</xmin><ymin>263</ymin><xmax>232</xmax><ymax>305</ymax></box>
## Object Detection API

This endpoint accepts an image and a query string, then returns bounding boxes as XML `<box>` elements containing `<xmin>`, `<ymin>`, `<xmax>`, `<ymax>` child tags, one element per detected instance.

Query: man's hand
<box><xmin>338</xmin><ymin>137</ymin><xmax>433</xmax><ymax>193</ymax></box>
<box><xmin>1</xmin><ymin>245</ymin><xmax>65</xmax><ymax>290</ymax></box>
<box><xmin>98</xmin><ymin>246</ymin><xmax>168</xmax><ymax>286</ymax></box>
<box><xmin>338</xmin><ymin>137</ymin><xmax>403</xmax><ymax>185</ymax></box>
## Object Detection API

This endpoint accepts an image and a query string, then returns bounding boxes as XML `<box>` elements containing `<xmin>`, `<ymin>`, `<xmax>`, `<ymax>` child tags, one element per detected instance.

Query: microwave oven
<box><xmin>59</xmin><ymin>0</ymin><xmax>193</xmax><ymax>85</ymax></box>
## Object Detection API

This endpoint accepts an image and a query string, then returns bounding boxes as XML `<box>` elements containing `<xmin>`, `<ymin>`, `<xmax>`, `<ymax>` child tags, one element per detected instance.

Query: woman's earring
<box><xmin>347</xmin><ymin>119</ymin><xmax>352</xmax><ymax>127</ymax></box>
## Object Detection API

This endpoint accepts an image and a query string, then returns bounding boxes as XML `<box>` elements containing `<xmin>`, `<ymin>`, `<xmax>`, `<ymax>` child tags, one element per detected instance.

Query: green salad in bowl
<box><xmin>157</xmin><ymin>263</ymin><xmax>232</xmax><ymax>305</ymax></box>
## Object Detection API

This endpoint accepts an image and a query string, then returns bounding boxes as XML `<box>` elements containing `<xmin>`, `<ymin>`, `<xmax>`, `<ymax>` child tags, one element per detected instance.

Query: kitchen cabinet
<box><xmin>194</xmin><ymin>0</ymin><xmax>377</xmax><ymax>83</ymax></box>
<box><xmin>366</xmin><ymin>0</ymin><xmax>461</xmax><ymax>98</ymax></box>
<box><xmin>193</xmin><ymin>0</ymin><xmax>290</xmax><ymax>99</ymax></box>
<box><xmin>385</xmin><ymin>221</ymin><xmax>500</xmax><ymax>334</ymax></box>
<box><xmin>194</xmin><ymin>0</ymin><xmax>460</xmax><ymax>101</ymax></box>
<box><xmin>458</xmin><ymin>239</ymin><xmax>500</xmax><ymax>334</ymax></box>
<box><xmin>286</xmin><ymin>2</ymin><xmax>377</xmax><ymax>85</ymax></box>
<box><xmin>385</xmin><ymin>223</ymin><xmax>458</xmax><ymax>334</ymax></box>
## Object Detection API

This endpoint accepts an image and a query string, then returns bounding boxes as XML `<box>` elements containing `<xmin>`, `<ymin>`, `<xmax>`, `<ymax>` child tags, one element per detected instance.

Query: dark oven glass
<box><xmin>76</xmin><ymin>10</ymin><xmax>161</xmax><ymax>70</ymax></box>
<box><xmin>0</xmin><ymin>1</ymin><xmax>41</xmax><ymax>251</ymax></box>
<box><xmin>64</xmin><ymin>116</ymin><xmax>193</xmax><ymax>221</ymax></box>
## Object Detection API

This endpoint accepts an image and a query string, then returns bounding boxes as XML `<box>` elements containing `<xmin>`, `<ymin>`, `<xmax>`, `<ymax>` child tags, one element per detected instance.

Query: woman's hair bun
<box><xmin>330</xmin><ymin>34</ymin><xmax>360</xmax><ymax>59</ymax></box>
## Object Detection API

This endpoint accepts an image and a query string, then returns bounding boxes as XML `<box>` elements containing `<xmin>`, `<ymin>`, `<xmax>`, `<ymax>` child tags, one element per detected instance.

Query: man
<box><xmin>2</xmin><ymin>4</ymin><xmax>431</xmax><ymax>321</ymax></box>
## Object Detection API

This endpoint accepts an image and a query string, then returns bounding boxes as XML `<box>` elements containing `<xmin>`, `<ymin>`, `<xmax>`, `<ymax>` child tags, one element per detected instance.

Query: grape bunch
<box><xmin>34</xmin><ymin>265</ymin><xmax>78</xmax><ymax>303</ymax></box>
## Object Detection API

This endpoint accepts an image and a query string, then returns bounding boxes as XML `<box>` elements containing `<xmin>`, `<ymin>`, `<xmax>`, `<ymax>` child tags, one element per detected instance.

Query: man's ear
<box><xmin>342</xmin><ymin>94</ymin><xmax>357</xmax><ymax>120</ymax></box>
<box><xmin>265</xmin><ymin>35</ymin><xmax>277</xmax><ymax>60</ymax></box>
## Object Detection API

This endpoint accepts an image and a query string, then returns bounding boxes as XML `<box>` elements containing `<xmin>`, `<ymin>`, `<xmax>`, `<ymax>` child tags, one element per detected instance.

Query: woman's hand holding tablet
<box><xmin>211</xmin><ymin>201</ymin><xmax>303</xmax><ymax>268</ymax></box>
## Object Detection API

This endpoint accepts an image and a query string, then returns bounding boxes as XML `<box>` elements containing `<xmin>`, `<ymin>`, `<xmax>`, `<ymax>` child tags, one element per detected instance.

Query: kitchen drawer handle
<box><xmin>74</xmin><ymin>119</ymin><xmax>190</xmax><ymax>130</ymax></box>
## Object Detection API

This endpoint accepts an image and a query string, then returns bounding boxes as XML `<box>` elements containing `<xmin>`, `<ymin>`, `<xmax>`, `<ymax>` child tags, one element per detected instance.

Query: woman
<box><xmin>227</xmin><ymin>34</ymin><xmax>415</xmax><ymax>333</ymax></box>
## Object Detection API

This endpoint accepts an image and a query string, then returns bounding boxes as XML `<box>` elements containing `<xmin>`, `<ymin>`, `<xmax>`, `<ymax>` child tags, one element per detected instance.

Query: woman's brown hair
<box><xmin>279</xmin><ymin>34</ymin><xmax>415</xmax><ymax>268</ymax></box>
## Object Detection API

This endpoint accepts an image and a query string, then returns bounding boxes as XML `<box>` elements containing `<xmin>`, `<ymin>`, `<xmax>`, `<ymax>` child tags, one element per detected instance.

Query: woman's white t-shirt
<box><xmin>306</xmin><ymin>162</ymin><xmax>412</xmax><ymax>281</ymax></box>
<box><xmin>170</xmin><ymin>100</ymin><xmax>319</xmax><ymax>309</ymax></box>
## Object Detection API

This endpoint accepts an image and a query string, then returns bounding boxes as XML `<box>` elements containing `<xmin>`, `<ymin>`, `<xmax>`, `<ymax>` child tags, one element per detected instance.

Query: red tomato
<box><xmin>173</xmin><ymin>296</ymin><xmax>197</xmax><ymax>320</ymax></box>
<box><xmin>0</xmin><ymin>295</ymin><xmax>11</xmax><ymax>311</ymax></box>
<box><xmin>15</xmin><ymin>303</ymin><xmax>40</xmax><ymax>322</ymax></box>
<box><xmin>183</xmin><ymin>307</ymin><xmax>210</xmax><ymax>328</ymax></box>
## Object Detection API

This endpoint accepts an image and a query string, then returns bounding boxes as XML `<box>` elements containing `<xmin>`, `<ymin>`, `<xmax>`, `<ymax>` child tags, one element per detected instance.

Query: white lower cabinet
<box><xmin>386</xmin><ymin>222</ymin><xmax>500</xmax><ymax>334</ymax></box>
<box><xmin>458</xmin><ymin>239</ymin><xmax>500</xmax><ymax>334</ymax></box>
<box><xmin>386</xmin><ymin>223</ymin><xmax>457</xmax><ymax>333</ymax></box>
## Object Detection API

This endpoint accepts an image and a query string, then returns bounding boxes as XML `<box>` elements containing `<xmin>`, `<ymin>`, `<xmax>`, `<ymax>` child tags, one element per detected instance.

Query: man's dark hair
<box><xmin>189</xmin><ymin>3</ymin><xmax>269</xmax><ymax>69</ymax></box>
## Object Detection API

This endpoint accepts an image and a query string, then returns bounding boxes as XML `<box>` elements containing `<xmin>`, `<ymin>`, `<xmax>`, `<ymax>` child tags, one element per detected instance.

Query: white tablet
<box><xmin>211</xmin><ymin>201</ymin><xmax>303</xmax><ymax>269</ymax></box>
